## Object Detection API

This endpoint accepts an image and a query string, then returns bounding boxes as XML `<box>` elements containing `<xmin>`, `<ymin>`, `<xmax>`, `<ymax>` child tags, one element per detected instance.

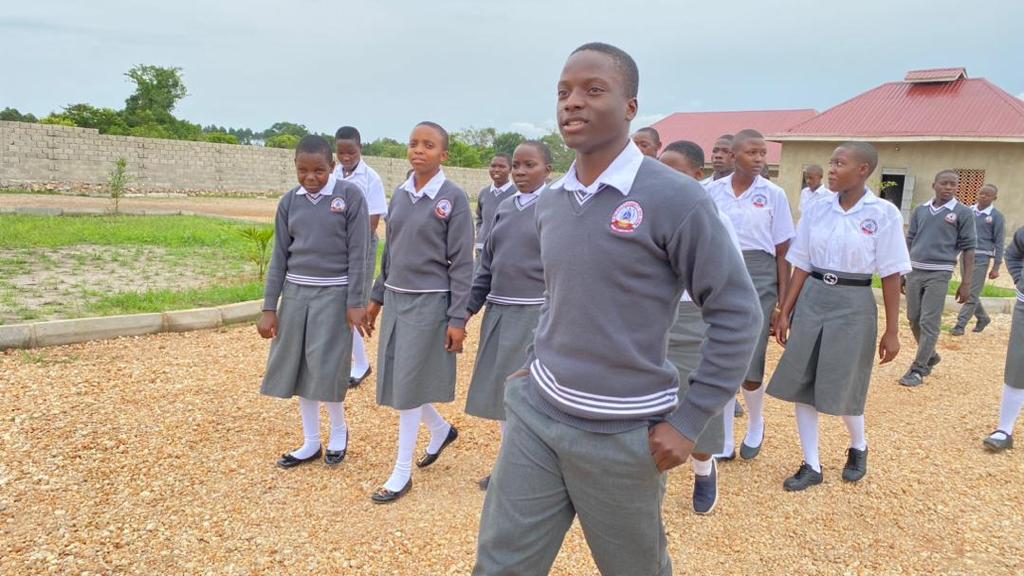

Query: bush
<box><xmin>40</xmin><ymin>115</ymin><xmax>76</xmax><ymax>127</ymax></box>
<box><xmin>265</xmin><ymin>134</ymin><xmax>301</xmax><ymax>149</ymax></box>
<box><xmin>108</xmin><ymin>158</ymin><xmax>130</xmax><ymax>214</ymax></box>
<box><xmin>203</xmin><ymin>132</ymin><xmax>239</xmax><ymax>144</ymax></box>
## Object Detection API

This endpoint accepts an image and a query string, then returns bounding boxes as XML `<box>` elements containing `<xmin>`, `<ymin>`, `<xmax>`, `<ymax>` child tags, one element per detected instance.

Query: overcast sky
<box><xmin>2</xmin><ymin>0</ymin><xmax>1022</xmax><ymax>141</ymax></box>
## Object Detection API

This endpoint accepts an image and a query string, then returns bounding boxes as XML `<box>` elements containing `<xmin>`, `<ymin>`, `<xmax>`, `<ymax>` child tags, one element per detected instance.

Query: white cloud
<box><xmin>634</xmin><ymin>112</ymin><xmax>668</xmax><ymax>127</ymax></box>
<box><xmin>508</xmin><ymin>120</ymin><xmax>556</xmax><ymax>138</ymax></box>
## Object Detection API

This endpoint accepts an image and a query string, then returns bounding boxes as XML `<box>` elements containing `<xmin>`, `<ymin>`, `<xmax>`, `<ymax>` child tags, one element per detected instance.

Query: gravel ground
<box><xmin>1</xmin><ymin>310</ymin><xmax>1022</xmax><ymax>575</ymax></box>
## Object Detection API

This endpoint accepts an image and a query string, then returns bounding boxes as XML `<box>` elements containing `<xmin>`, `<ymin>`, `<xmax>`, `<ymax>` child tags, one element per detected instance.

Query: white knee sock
<box><xmin>842</xmin><ymin>414</ymin><xmax>867</xmax><ymax>451</ymax></box>
<box><xmin>350</xmin><ymin>327</ymin><xmax>370</xmax><ymax>378</ymax></box>
<box><xmin>291</xmin><ymin>397</ymin><xmax>321</xmax><ymax>459</ymax></box>
<box><xmin>420</xmin><ymin>403</ymin><xmax>452</xmax><ymax>453</ymax></box>
<box><xmin>384</xmin><ymin>407</ymin><xmax>421</xmax><ymax>492</ymax></box>
<box><xmin>795</xmin><ymin>403</ymin><xmax>820</xmax><ymax>473</ymax></box>
<box><xmin>325</xmin><ymin>401</ymin><xmax>348</xmax><ymax>451</ymax></box>
<box><xmin>998</xmin><ymin>384</ymin><xmax>1024</xmax><ymax>434</ymax></box>
<box><xmin>742</xmin><ymin>385</ymin><xmax>766</xmax><ymax>447</ymax></box>
<box><xmin>691</xmin><ymin>457</ymin><xmax>713</xmax><ymax>477</ymax></box>
<box><xmin>718</xmin><ymin>397</ymin><xmax>736</xmax><ymax>457</ymax></box>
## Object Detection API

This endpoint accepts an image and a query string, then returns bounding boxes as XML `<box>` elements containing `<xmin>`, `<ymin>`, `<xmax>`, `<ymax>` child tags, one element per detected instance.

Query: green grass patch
<box><xmin>85</xmin><ymin>282</ymin><xmax>264</xmax><ymax>316</ymax></box>
<box><xmin>871</xmin><ymin>276</ymin><xmax>1015</xmax><ymax>297</ymax></box>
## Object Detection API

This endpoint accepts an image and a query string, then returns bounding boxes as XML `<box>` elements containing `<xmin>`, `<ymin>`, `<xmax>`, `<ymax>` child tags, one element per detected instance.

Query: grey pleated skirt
<box><xmin>260</xmin><ymin>282</ymin><xmax>353</xmax><ymax>403</ymax></box>
<box><xmin>376</xmin><ymin>290</ymin><xmax>457</xmax><ymax>409</ymax></box>
<box><xmin>767</xmin><ymin>272</ymin><xmax>877</xmax><ymax>416</ymax></box>
<box><xmin>1006</xmin><ymin>299</ymin><xmax>1024</xmax><ymax>389</ymax></box>
<box><xmin>743</xmin><ymin>250</ymin><xmax>779</xmax><ymax>383</ymax></box>
<box><xmin>667</xmin><ymin>302</ymin><xmax>725</xmax><ymax>455</ymax></box>
<box><xmin>466</xmin><ymin>302</ymin><xmax>542</xmax><ymax>420</ymax></box>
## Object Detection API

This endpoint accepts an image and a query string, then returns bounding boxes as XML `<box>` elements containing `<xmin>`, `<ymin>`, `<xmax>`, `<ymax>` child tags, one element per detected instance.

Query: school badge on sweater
<box><xmin>434</xmin><ymin>198</ymin><xmax>453</xmax><ymax>219</ymax></box>
<box><xmin>945</xmin><ymin>213</ymin><xmax>958</xmax><ymax>224</ymax></box>
<box><xmin>330</xmin><ymin>198</ymin><xmax>346</xmax><ymax>213</ymax></box>
<box><xmin>610</xmin><ymin>201</ymin><xmax>643</xmax><ymax>233</ymax></box>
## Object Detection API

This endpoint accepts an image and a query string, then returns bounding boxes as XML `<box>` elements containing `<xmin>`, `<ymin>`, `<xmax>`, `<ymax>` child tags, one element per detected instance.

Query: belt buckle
<box><xmin>823</xmin><ymin>272</ymin><xmax>839</xmax><ymax>286</ymax></box>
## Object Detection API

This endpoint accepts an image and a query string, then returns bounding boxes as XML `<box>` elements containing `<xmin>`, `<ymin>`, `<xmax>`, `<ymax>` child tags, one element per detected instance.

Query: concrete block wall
<box><xmin>0</xmin><ymin>121</ymin><xmax>495</xmax><ymax>197</ymax></box>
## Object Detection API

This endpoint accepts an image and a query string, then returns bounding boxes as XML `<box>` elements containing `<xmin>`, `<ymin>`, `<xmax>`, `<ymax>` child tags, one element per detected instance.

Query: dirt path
<box><xmin>1</xmin><ymin>311</ymin><xmax>1021</xmax><ymax>575</ymax></box>
<box><xmin>1</xmin><ymin>193</ymin><xmax>280</xmax><ymax>222</ymax></box>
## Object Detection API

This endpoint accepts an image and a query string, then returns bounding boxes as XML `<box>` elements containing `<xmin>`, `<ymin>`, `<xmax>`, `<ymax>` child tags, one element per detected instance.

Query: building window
<box><xmin>954</xmin><ymin>169</ymin><xmax>985</xmax><ymax>206</ymax></box>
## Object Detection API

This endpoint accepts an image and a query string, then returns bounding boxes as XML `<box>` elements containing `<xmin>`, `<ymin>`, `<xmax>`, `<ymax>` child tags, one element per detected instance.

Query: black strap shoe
<box><xmin>348</xmin><ymin>367</ymin><xmax>372</xmax><ymax>388</ymax></box>
<box><xmin>783</xmin><ymin>462</ymin><xmax>823</xmax><ymax>492</ymax></box>
<box><xmin>416</xmin><ymin>426</ymin><xmax>459</xmax><ymax>468</ymax></box>
<box><xmin>276</xmin><ymin>446</ymin><xmax>322</xmax><ymax>469</ymax></box>
<box><xmin>983</xmin><ymin>430</ymin><xmax>1014</xmax><ymax>452</ymax></box>
<box><xmin>371</xmin><ymin>479</ymin><xmax>412</xmax><ymax>504</ymax></box>
<box><xmin>325</xmin><ymin>435</ymin><xmax>349</xmax><ymax>466</ymax></box>
<box><xmin>842</xmin><ymin>447</ymin><xmax>868</xmax><ymax>482</ymax></box>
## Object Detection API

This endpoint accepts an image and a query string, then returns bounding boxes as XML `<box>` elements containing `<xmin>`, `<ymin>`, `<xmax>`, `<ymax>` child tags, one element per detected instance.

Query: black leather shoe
<box><xmin>983</xmin><ymin>430</ymin><xmax>1014</xmax><ymax>452</ymax></box>
<box><xmin>371</xmin><ymin>479</ymin><xmax>412</xmax><ymax>504</ymax></box>
<box><xmin>416</xmin><ymin>426</ymin><xmax>459</xmax><ymax>468</ymax></box>
<box><xmin>349</xmin><ymin>367</ymin><xmax>372</xmax><ymax>388</ymax></box>
<box><xmin>478</xmin><ymin>475</ymin><xmax>490</xmax><ymax>491</ymax></box>
<box><xmin>783</xmin><ymin>462</ymin><xmax>823</xmax><ymax>492</ymax></box>
<box><xmin>717</xmin><ymin>450</ymin><xmax>737</xmax><ymax>462</ymax></box>
<box><xmin>973</xmin><ymin>318</ymin><xmax>991</xmax><ymax>333</ymax></box>
<box><xmin>842</xmin><ymin>447</ymin><xmax>868</xmax><ymax>482</ymax></box>
<box><xmin>276</xmin><ymin>446</ymin><xmax>322</xmax><ymax>469</ymax></box>
<box><xmin>325</xmin><ymin>436</ymin><xmax>349</xmax><ymax>466</ymax></box>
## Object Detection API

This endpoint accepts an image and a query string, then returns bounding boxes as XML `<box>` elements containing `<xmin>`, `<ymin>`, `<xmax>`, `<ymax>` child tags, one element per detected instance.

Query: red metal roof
<box><xmin>776</xmin><ymin>76</ymin><xmax>1024</xmax><ymax>140</ymax></box>
<box><xmin>650</xmin><ymin>109</ymin><xmax>817</xmax><ymax>165</ymax></box>
<box><xmin>905</xmin><ymin>68</ymin><xmax>967</xmax><ymax>82</ymax></box>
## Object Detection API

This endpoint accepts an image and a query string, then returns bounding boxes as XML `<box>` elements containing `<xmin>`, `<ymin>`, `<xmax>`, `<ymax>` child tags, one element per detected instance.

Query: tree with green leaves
<box><xmin>0</xmin><ymin>107</ymin><xmax>37</xmax><ymax>123</ymax></box>
<box><xmin>123</xmin><ymin>65</ymin><xmax>188</xmax><ymax>117</ymax></box>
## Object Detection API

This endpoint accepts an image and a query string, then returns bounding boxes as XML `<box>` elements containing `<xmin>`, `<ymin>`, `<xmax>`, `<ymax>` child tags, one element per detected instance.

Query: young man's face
<box><xmin>659</xmin><ymin>150</ymin><xmax>702</xmax><ymax>180</ymax></box>
<box><xmin>335</xmin><ymin>140</ymin><xmax>361</xmax><ymax>172</ymax></box>
<box><xmin>977</xmin><ymin>186</ymin><xmax>997</xmax><ymax>208</ymax></box>
<box><xmin>710</xmin><ymin>140</ymin><xmax>734</xmax><ymax>174</ymax></box>
<box><xmin>631</xmin><ymin>131</ymin><xmax>659</xmax><ymax>157</ymax></box>
<box><xmin>295</xmin><ymin>152</ymin><xmax>334</xmax><ymax>194</ymax></box>
<box><xmin>733</xmin><ymin>138</ymin><xmax>767</xmax><ymax>177</ymax></box>
<box><xmin>933</xmin><ymin>173</ymin><xmax>959</xmax><ymax>203</ymax></box>
<box><xmin>827</xmin><ymin>148</ymin><xmax>865</xmax><ymax>193</ymax></box>
<box><xmin>489</xmin><ymin>156</ymin><xmax>511</xmax><ymax>186</ymax></box>
<box><xmin>557</xmin><ymin>50</ymin><xmax>637</xmax><ymax>154</ymax></box>
<box><xmin>805</xmin><ymin>170</ymin><xmax>823</xmax><ymax>190</ymax></box>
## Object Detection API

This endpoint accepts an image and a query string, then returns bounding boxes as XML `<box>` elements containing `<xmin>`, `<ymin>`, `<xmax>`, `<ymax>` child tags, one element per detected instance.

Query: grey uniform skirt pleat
<box><xmin>666</xmin><ymin>302</ymin><xmax>725</xmax><ymax>454</ymax></box>
<box><xmin>767</xmin><ymin>272</ymin><xmax>877</xmax><ymax>416</ymax></box>
<box><xmin>376</xmin><ymin>290</ymin><xmax>457</xmax><ymax>409</ymax></box>
<box><xmin>743</xmin><ymin>250</ymin><xmax>779</xmax><ymax>383</ymax></box>
<box><xmin>261</xmin><ymin>282</ymin><xmax>353</xmax><ymax>403</ymax></box>
<box><xmin>466</xmin><ymin>303</ymin><xmax>542</xmax><ymax>420</ymax></box>
<box><xmin>1006</xmin><ymin>299</ymin><xmax>1024</xmax><ymax>389</ymax></box>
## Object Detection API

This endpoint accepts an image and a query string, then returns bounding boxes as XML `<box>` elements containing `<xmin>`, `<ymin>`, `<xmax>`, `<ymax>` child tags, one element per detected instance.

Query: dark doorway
<box><xmin>880</xmin><ymin>174</ymin><xmax>904</xmax><ymax>207</ymax></box>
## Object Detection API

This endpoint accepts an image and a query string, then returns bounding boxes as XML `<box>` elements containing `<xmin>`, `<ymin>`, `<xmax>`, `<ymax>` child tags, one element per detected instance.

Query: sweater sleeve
<box><xmin>262</xmin><ymin>194</ymin><xmax>291</xmax><ymax>311</ymax></box>
<box><xmin>446</xmin><ymin>190</ymin><xmax>476</xmax><ymax>329</ymax></box>
<box><xmin>906</xmin><ymin>208</ymin><xmax>919</xmax><ymax>251</ymax></box>
<box><xmin>993</xmin><ymin>212</ymin><xmax>1006</xmax><ymax>267</ymax></box>
<box><xmin>370</xmin><ymin>193</ymin><xmax>397</xmax><ymax>305</ymax></box>
<box><xmin>467</xmin><ymin>213</ymin><xmax>496</xmax><ymax>315</ymax></box>
<box><xmin>474</xmin><ymin>187</ymin><xmax>485</xmax><ymax>242</ymax></box>
<box><xmin>344</xmin><ymin>183</ymin><xmax>370</xmax><ymax>309</ymax></box>
<box><xmin>1006</xmin><ymin>228</ymin><xmax>1024</xmax><ymax>288</ymax></box>
<box><xmin>663</xmin><ymin>196</ymin><xmax>762</xmax><ymax>442</ymax></box>
<box><xmin>957</xmin><ymin>207</ymin><xmax>978</xmax><ymax>252</ymax></box>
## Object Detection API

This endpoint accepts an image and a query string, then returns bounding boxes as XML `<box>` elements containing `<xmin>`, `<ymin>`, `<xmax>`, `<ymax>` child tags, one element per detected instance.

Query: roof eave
<box><xmin>767</xmin><ymin>134</ymin><xmax>1024</xmax><ymax>144</ymax></box>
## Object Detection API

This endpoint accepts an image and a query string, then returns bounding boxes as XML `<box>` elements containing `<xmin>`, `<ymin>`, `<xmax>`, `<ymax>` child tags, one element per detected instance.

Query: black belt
<box><xmin>811</xmin><ymin>271</ymin><xmax>872</xmax><ymax>287</ymax></box>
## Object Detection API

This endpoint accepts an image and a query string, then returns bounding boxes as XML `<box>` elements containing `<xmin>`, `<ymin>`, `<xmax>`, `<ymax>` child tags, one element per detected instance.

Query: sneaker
<box><xmin>973</xmin><ymin>318</ymin><xmax>991</xmax><ymax>333</ymax></box>
<box><xmin>842</xmin><ymin>447</ymin><xmax>868</xmax><ymax>482</ymax></box>
<box><xmin>734</xmin><ymin>401</ymin><xmax>745</xmax><ymax>417</ymax></box>
<box><xmin>783</xmin><ymin>462</ymin><xmax>823</xmax><ymax>492</ymax></box>
<box><xmin>983</xmin><ymin>430</ymin><xmax>1014</xmax><ymax>452</ymax></box>
<box><xmin>950</xmin><ymin>326</ymin><xmax>965</xmax><ymax>336</ymax></box>
<box><xmin>899</xmin><ymin>370</ymin><xmax>924</xmax><ymax>387</ymax></box>
<box><xmin>692</xmin><ymin>459</ymin><xmax>718</xmax><ymax>515</ymax></box>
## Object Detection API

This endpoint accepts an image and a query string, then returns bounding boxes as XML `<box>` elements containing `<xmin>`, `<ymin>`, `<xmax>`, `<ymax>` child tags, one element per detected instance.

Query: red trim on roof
<box><xmin>650</xmin><ymin>109</ymin><xmax>817</xmax><ymax>165</ymax></box>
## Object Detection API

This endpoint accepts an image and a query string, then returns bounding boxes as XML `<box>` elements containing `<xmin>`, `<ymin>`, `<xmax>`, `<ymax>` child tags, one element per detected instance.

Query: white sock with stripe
<box><xmin>998</xmin><ymin>384</ymin><xmax>1024</xmax><ymax>434</ymax></box>
<box><xmin>384</xmin><ymin>407</ymin><xmax>421</xmax><ymax>492</ymax></box>
<box><xmin>291</xmin><ymin>397</ymin><xmax>321</xmax><ymax>459</ymax></box>
<box><xmin>742</xmin><ymin>385</ymin><xmax>766</xmax><ymax>447</ymax></box>
<box><xmin>350</xmin><ymin>327</ymin><xmax>370</xmax><ymax>379</ymax></box>
<box><xmin>795</xmin><ymin>403</ymin><xmax>821</xmax><ymax>473</ymax></box>
<box><xmin>842</xmin><ymin>415</ymin><xmax>867</xmax><ymax>451</ymax></box>
<box><xmin>718</xmin><ymin>397</ymin><xmax>736</xmax><ymax>457</ymax></box>
<box><xmin>421</xmin><ymin>403</ymin><xmax>452</xmax><ymax>453</ymax></box>
<box><xmin>325</xmin><ymin>401</ymin><xmax>348</xmax><ymax>451</ymax></box>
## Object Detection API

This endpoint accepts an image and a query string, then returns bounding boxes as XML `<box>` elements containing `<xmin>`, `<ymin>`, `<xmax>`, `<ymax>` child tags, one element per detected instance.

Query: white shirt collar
<box><xmin>514</xmin><ymin>184</ymin><xmax>546</xmax><ymax>208</ymax></box>
<box><xmin>337</xmin><ymin>159</ymin><xmax>368</xmax><ymax>180</ymax></box>
<box><xmin>400</xmin><ymin>169</ymin><xmax>446</xmax><ymax>200</ymax></box>
<box><xmin>922</xmin><ymin>197</ymin><xmax>957</xmax><ymax>211</ymax></box>
<box><xmin>490</xmin><ymin>180</ymin><xmax>514</xmax><ymax>195</ymax></box>
<box><xmin>806</xmin><ymin>185</ymin><xmax>829</xmax><ymax>194</ymax></box>
<box><xmin>552</xmin><ymin>140</ymin><xmax>645</xmax><ymax>196</ymax></box>
<box><xmin>716</xmin><ymin>172</ymin><xmax>771</xmax><ymax>197</ymax></box>
<box><xmin>973</xmin><ymin>204</ymin><xmax>994</xmax><ymax>215</ymax></box>
<box><xmin>297</xmin><ymin>173</ymin><xmax>337</xmax><ymax>196</ymax></box>
<box><xmin>828</xmin><ymin>187</ymin><xmax>877</xmax><ymax>214</ymax></box>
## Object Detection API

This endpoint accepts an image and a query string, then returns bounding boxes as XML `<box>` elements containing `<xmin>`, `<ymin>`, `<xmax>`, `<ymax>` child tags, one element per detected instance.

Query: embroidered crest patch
<box><xmin>330</xmin><ymin>197</ymin><xmax>346</xmax><ymax>213</ymax></box>
<box><xmin>860</xmin><ymin>218</ymin><xmax>878</xmax><ymax>236</ymax></box>
<box><xmin>610</xmin><ymin>201</ymin><xmax>643</xmax><ymax>233</ymax></box>
<box><xmin>434</xmin><ymin>198</ymin><xmax>453</xmax><ymax>219</ymax></box>
<box><xmin>945</xmin><ymin>213</ymin><xmax>958</xmax><ymax>224</ymax></box>
<box><xmin>986</xmin><ymin>216</ymin><xmax>994</xmax><ymax>224</ymax></box>
<box><xmin>752</xmin><ymin>194</ymin><xmax>768</xmax><ymax>208</ymax></box>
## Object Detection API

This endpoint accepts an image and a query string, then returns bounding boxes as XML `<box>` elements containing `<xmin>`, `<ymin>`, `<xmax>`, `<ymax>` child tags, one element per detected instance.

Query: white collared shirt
<box><xmin>296</xmin><ymin>174</ymin><xmax>337</xmax><ymax>197</ymax></box>
<box><xmin>707</xmin><ymin>173</ymin><xmax>796</xmax><ymax>256</ymax></box>
<box><xmin>514</xmin><ymin>183</ymin><xmax>546</xmax><ymax>210</ymax></box>
<box><xmin>490</xmin><ymin>180</ymin><xmax>514</xmax><ymax>196</ymax></box>
<box><xmin>400</xmin><ymin>169</ymin><xmax>446</xmax><ymax>201</ymax></box>
<box><xmin>973</xmin><ymin>203</ymin><xmax>994</xmax><ymax>216</ymax></box>
<box><xmin>788</xmin><ymin>189</ymin><xmax>911</xmax><ymax>277</ymax></box>
<box><xmin>553</xmin><ymin>140</ymin><xmax>645</xmax><ymax>203</ymax></box>
<box><xmin>925</xmin><ymin>197</ymin><xmax>958</xmax><ymax>214</ymax></box>
<box><xmin>334</xmin><ymin>160</ymin><xmax>388</xmax><ymax>216</ymax></box>
<box><xmin>799</xmin><ymin>185</ymin><xmax>834</xmax><ymax>214</ymax></box>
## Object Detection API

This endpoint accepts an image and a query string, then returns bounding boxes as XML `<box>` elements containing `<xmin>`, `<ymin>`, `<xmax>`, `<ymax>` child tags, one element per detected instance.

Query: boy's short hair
<box><xmin>663</xmin><ymin>140</ymin><xmax>704</xmax><ymax>168</ymax></box>
<box><xmin>836</xmin><ymin>142</ymin><xmax>878</xmax><ymax>173</ymax></box>
<box><xmin>519</xmin><ymin>140</ymin><xmax>553</xmax><ymax>165</ymax></box>
<box><xmin>571</xmin><ymin>42</ymin><xmax>639</xmax><ymax>99</ymax></box>
<box><xmin>296</xmin><ymin>135</ymin><xmax>334</xmax><ymax>163</ymax></box>
<box><xmin>415</xmin><ymin>121</ymin><xmax>449</xmax><ymax>151</ymax></box>
<box><xmin>491</xmin><ymin>153</ymin><xmax>512</xmax><ymax>165</ymax></box>
<box><xmin>981</xmin><ymin>183</ymin><xmax>999</xmax><ymax>194</ymax></box>
<box><xmin>334</xmin><ymin>126</ymin><xmax>362</xmax><ymax>145</ymax></box>
<box><xmin>637</xmin><ymin>126</ymin><xmax>661</xmax><ymax>145</ymax></box>
<box><xmin>732</xmin><ymin>129</ymin><xmax>764</xmax><ymax>150</ymax></box>
<box><xmin>935</xmin><ymin>169</ymin><xmax>959</xmax><ymax>182</ymax></box>
<box><xmin>714</xmin><ymin>134</ymin><xmax>734</xmax><ymax>145</ymax></box>
<box><xmin>804</xmin><ymin>164</ymin><xmax>824</xmax><ymax>176</ymax></box>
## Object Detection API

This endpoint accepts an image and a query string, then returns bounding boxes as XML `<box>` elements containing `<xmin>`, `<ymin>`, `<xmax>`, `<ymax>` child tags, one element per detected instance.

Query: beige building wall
<box><xmin>778</xmin><ymin>140</ymin><xmax>1024</xmax><ymax>236</ymax></box>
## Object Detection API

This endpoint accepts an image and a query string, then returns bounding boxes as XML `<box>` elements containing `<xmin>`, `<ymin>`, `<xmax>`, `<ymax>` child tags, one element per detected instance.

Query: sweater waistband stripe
<box><xmin>530</xmin><ymin>360</ymin><xmax>679</xmax><ymax>413</ymax></box>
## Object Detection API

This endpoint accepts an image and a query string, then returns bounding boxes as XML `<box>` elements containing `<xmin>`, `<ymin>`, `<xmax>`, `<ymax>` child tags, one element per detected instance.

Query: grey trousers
<box><xmin>955</xmin><ymin>254</ymin><xmax>991</xmax><ymax>327</ymax></box>
<box><xmin>905</xmin><ymin>269</ymin><xmax>952</xmax><ymax>374</ymax></box>
<box><xmin>474</xmin><ymin>376</ymin><xmax>672</xmax><ymax>576</ymax></box>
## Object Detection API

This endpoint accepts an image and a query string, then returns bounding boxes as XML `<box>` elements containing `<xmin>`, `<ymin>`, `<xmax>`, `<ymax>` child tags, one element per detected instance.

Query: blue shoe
<box><xmin>692</xmin><ymin>459</ymin><xmax>718</xmax><ymax>515</ymax></box>
<box><xmin>899</xmin><ymin>370</ymin><xmax>924</xmax><ymax>387</ymax></box>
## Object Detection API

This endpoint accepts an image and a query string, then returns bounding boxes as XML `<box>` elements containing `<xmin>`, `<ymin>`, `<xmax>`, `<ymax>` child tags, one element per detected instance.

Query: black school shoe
<box><xmin>692</xmin><ymin>459</ymin><xmax>719</xmax><ymax>515</ymax></box>
<box><xmin>371</xmin><ymin>479</ymin><xmax>412</xmax><ymax>504</ymax></box>
<box><xmin>983</xmin><ymin>430</ymin><xmax>1014</xmax><ymax>452</ymax></box>
<box><xmin>416</xmin><ymin>426</ymin><xmax>459</xmax><ymax>468</ymax></box>
<box><xmin>478</xmin><ymin>475</ymin><xmax>490</xmax><ymax>491</ymax></box>
<box><xmin>276</xmin><ymin>446</ymin><xmax>323</xmax><ymax>469</ymax></box>
<box><xmin>928</xmin><ymin>353</ymin><xmax>942</xmax><ymax>369</ymax></box>
<box><xmin>325</xmin><ymin>436</ymin><xmax>349</xmax><ymax>466</ymax></box>
<box><xmin>348</xmin><ymin>367</ymin><xmax>372</xmax><ymax>388</ymax></box>
<box><xmin>899</xmin><ymin>370</ymin><xmax>924</xmax><ymax>387</ymax></box>
<box><xmin>717</xmin><ymin>450</ymin><xmax>737</xmax><ymax>462</ymax></box>
<box><xmin>783</xmin><ymin>463</ymin><xmax>823</xmax><ymax>492</ymax></box>
<box><xmin>842</xmin><ymin>447</ymin><xmax>868</xmax><ymax>482</ymax></box>
<box><xmin>973</xmin><ymin>318</ymin><xmax>991</xmax><ymax>333</ymax></box>
<box><xmin>739</xmin><ymin>424</ymin><xmax>765</xmax><ymax>460</ymax></box>
<box><xmin>950</xmin><ymin>326</ymin><xmax>965</xmax><ymax>336</ymax></box>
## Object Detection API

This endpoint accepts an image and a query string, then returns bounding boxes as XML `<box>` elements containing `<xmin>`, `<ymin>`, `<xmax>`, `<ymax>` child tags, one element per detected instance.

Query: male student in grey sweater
<box><xmin>473</xmin><ymin>42</ymin><xmax>761</xmax><ymax>576</ymax></box>
<box><xmin>953</xmin><ymin>183</ymin><xmax>1005</xmax><ymax>335</ymax></box>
